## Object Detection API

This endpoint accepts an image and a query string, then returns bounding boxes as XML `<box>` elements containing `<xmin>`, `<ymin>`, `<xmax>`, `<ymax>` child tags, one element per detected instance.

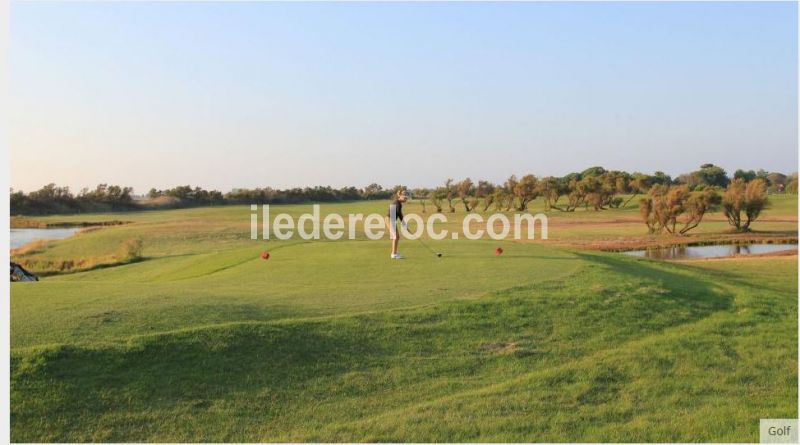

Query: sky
<box><xmin>9</xmin><ymin>1</ymin><xmax>798</xmax><ymax>194</ymax></box>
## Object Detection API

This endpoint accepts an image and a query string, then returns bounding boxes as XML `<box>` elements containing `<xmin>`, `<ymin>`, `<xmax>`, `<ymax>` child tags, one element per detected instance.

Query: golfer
<box><xmin>386</xmin><ymin>189</ymin><xmax>409</xmax><ymax>259</ymax></box>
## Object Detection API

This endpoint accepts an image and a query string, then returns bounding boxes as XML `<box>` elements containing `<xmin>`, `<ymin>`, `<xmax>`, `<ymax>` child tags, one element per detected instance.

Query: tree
<box><xmin>733</xmin><ymin>169</ymin><xmax>756</xmax><ymax>182</ymax></box>
<box><xmin>411</xmin><ymin>188</ymin><xmax>431</xmax><ymax>213</ymax></box>
<box><xmin>624</xmin><ymin>173</ymin><xmax>650</xmax><ymax>207</ymax></box>
<box><xmin>639</xmin><ymin>185</ymin><xmax>667</xmax><ymax>234</ymax></box>
<box><xmin>513</xmin><ymin>174</ymin><xmax>539</xmax><ymax>211</ymax></box>
<box><xmin>580</xmin><ymin>166</ymin><xmax>606</xmax><ymax>177</ymax></box>
<box><xmin>444</xmin><ymin>179</ymin><xmax>457</xmax><ymax>213</ymax></box>
<box><xmin>651</xmin><ymin>171</ymin><xmax>672</xmax><ymax>186</ymax></box>
<box><xmin>786</xmin><ymin>174</ymin><xmax>798</xmax><ymax>194</ymax></box>
<box><xmin>766</xmin><ymin>172</ymin><xmax>788</xmax><ymax>192</ymax></box>
<box><xmin>566</xmin><ymin>173</ymin><xmax>623</xmax><ymax>211</ymax></box>
<box><xmin>680</xmin><ymin>189</ymin><xmax>720</xmax><ymax>234</ymax></box>
<box><xmin>476</xmin><ymin>181</ymin><xmax>496</xmax><ymax>212</ymax></box>
<box><xmin>544</xmin><ymin>172</ymin><xmax>611</xmax><ymax>212</ymax></box>
<box><xmin>492</xmin><ymin>188</ymin><xmax>511</xmax><ymax>212</ymax></box>
<box><xmin>581</xmin><ymin>176</ymin><xmax>605</xmax><ymax>211</ymax></box>
<box><xmin>639</xmin><ymin>185</ymin><xmax>719</xmax><ymax>235</ymax></box>
<box><xmin>456</xmin><ymin>178</ymin><xmax>478</xmax><ymax>211</ymax></box>
<box><xmin>677</xmin><ymin>173</ymin><xmax>702</xmax><ymax>189</ymax></box>
<box><xmin>600</xmin><ymin>171</ymin><xmax>627</xmax><ymax>208</ymax></box>
<box><xmin>562</xmin><ymin>178</ymin><xmax>588</xmax><ymax>212</ymax></box>
<box><xmin>363</xmin><ymin>183</ymin><xmax>388</xmax><ymax>200</ymax></box>
<box><xmin>430</xmin><ymin>186</ymin><xmax>447</xmax><ymax>213</ymax></box>
<box><xmin>503</xmin><ymin>176</ymin><xmax>519</xmax><ymax>210</ymax></box>
<box><xmin>722</xmin><ymin>178</ymin><xmax>768</xmax><ymax>231</ymax></box>
<box><xmin>765</xmin><ymin>172</ymin><xmax>785</xmax><ymax>185</ymax></box>
<box><xmin>209</xmin><ymin>190</ymin><xmax>224</xmax><ymax>204</ymax></box>
<box><xmin>536</xmin><ymin>176</ymin><xmax>565</xmax><ymax>210</ymax></box>
<box><xmin>681</xmin><ymin>164</ymin><xmax>729</xmax><ymax>189</ymax></box>
<box><xmin>10</xmin><ymin>189</ymin><xmax>26</xmax><ymax>213</ymax></box>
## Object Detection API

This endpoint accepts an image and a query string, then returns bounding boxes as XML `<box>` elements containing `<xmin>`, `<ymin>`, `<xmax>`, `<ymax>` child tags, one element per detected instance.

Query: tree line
<box><xmin>413</xmin><ymin>164</ymin><xmax>792</xmax><ymax>206</ymax></box>
<box><xmin>411</xmin><ymin>164</ymin><xmax>790</xmax><ymax>234</ymax></box>
<box><xmin>11</xmin><ymin>183</ymin><xmax>401</xmax><ymax>215</ymax></box>
<box><xmin>11</xmin><ymin>165</ymin><xmax>797</xmax><ymax>233</ymax></box>
<box><xmin>10</xmin><ymin>184</ymin><xmax>137</xmax><ymax>215</ymax></box>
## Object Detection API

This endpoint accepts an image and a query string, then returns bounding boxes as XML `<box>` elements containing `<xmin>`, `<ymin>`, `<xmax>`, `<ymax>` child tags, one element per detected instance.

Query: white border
<box><xmin>1</xmin><ymin>0</ymin><xmax>10</xmax><ymax>443</ymax></box>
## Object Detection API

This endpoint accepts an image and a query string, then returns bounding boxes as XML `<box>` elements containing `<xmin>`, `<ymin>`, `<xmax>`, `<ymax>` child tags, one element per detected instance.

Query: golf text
<box><xmin>250</xmin><ymin>205</ymin><xmax>548</xmax><ymax>241</ymax></box>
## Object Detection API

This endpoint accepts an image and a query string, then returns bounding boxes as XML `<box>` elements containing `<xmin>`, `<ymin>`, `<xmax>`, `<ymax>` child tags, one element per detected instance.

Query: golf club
<box><xmin>414</xmin><ymin>236</ymin><xmax>443</xmax><ymax>257</ymax></box>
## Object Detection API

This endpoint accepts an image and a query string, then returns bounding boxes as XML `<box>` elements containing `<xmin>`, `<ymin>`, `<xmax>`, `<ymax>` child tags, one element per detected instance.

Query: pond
<box><xmin>10</xmin><ymin>227</ymin><xmax>82</xmax><ymax>249</ymax></box>
<box><xmin>624</xmin><ymin>243</ymin><xmax>798</xmax><ymax>260</ymax></box>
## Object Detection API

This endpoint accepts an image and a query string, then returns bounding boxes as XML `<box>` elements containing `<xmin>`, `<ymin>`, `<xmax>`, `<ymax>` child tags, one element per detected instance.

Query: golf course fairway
<box><xmin>10</xmin><ymin>199</ymin><xmax>798</xmax><ymax>442</ymax></box>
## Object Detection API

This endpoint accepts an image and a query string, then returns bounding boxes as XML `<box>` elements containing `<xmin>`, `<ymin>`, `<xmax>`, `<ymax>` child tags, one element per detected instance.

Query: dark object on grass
<box><xmin>10</xmin><ymin>262</ymin><xmax>38</xmax><ymax>282</ymax></box>
<box><xmin>495</xmin><ymin>247</ymin><xmax>504</xmax><ymax>256</ymax></box>
<box><xmin>414</xmin><ymin>237</ymin><xmax>443</xmax><ymax>258</ymax></box>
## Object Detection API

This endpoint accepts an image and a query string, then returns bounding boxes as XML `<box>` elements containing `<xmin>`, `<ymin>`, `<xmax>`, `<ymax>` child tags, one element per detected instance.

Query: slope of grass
<box><xmin>11</xmin><ymin>240</ymin><xmax>579</xmax><ymax>348</ymax></box>
<box><xmin>10</xmin><ymin>196</ymin><xmax>798</xmax><ymax>441</ymax></box>
<box><xmin>15</xmin><ymin>195</ymin><xmax>797</xmax><ymax>268</ymax></box>
<box><xmin>11</xmin><ymin>253</ymin><xmax>796</xmax><ymax>442</ymax></box>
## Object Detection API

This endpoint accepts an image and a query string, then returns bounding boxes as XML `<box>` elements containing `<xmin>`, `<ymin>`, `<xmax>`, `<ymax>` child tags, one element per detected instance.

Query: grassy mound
<box><xmin>11</xmin><ymin>247</ymin><xmax>796</xmax><ymax>441</ymax></box>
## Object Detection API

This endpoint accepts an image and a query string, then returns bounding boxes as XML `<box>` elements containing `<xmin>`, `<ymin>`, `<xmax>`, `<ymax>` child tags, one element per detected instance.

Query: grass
<box><xmin>9</xmin><ymin>195</ymin><xmax>798</xmax><ymax>441</ymax></box>
<box><xmin>12</xmin><ymin>234</ymin><xmax>144</xmax><ymax>276</ymax></box>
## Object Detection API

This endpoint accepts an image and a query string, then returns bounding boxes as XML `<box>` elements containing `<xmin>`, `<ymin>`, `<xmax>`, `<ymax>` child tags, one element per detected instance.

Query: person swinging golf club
<box><xmin>386</xmin><ymin>189</ymin><xmax>409</xmax><ymax>259</ymax></box>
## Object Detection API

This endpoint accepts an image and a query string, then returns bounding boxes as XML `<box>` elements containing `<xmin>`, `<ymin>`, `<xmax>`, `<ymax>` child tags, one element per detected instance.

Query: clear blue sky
<box><xmin>9</xmin><ymin>1</ymin><xmax>798</xmax><ymax>193</ymax></box>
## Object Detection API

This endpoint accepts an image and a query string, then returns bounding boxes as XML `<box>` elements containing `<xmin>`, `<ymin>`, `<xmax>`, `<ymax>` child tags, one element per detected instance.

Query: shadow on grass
<box><xmin>575</xmin><ymin>252</ymin><xmax>733</xmax><ymax>313</ymax></box>
<box><xmin>12</xmin><ymin>321</ymin><xmax>381</xmax><ymax>441</ymax></box>
<box><xmin>11</xmin><ymin>252</ymin><xmax>739</xmax><ymax>442</ymax></box>
<box><xmin>678</xmin><ymin>256</ymin><xmax>797</xmax><ymax>296</ymax></box>
<box><xmin>28</xmin><ymin>256</ymin><xmax>148</xmax><ymax>278</ymax></box>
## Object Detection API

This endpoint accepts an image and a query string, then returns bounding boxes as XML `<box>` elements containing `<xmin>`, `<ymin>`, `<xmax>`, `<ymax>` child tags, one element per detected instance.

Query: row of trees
<box><xmin>415</xmin><ymin>165</ymin><xmax>794</xmax><ymax>215</ymax></box>
<box><xmin>10</xmin><ymin>184</ymin><xmax>136</xmax><ymax>214</ymax></box>
<box><xmin>419</xmin><ymin>172</ymin><xmax>636</xmax><ymax>214</ymax></box>
<box><xmin>146</xmin><ymin>184</ymin><xmax>404</xmax><ymax>205</ymax></box>
<box><xmin>147</xmin><ymin>184</ymin><xmax>406</xmax><ymax>205</ymax></box>
<box><xmin>147</xmin><ymin>186</ymin><xmax>225</xmax><ymax>205</ymax></box>
<box><xmin>673</xmin><ymin>164</ymin><xmax>794</xmax><ymax>193</ymax></box>
<box><xmin>11</xmin><ymin>165</ymin><xmax>794</xmax><ymax>218</ymax></box>
<box><xmin>639</xmin><ymin>178</ymin><xmax>769</xmax><ymax>235</ymax></box>
<box><xmin>408</xmin><ymin>165</ymin><xmax>782</xmax><ymax>235</ymax></box>
<box><xmin>223</xmin><ymin>185</ymin><xmax>386</xmax><ymax>204</ymax></box>
<box><xmin>11</xmin><ymin>183</ymin><xmax>403</xmax><ymax>214</ymax></box>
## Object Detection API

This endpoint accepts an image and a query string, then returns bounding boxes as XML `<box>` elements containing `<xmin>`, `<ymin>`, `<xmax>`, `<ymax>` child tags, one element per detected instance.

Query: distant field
<box><xmin>10</xmin><ymin>195</ymin><xmax>798</xmax><ymax>441</ymax></box>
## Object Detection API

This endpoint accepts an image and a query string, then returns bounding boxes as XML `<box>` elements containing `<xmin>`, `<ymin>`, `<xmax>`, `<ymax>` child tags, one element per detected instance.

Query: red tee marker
<box><xmin>261</xmin><ymin>251</ymin><xmax>270</xmax><ymax>260</ymax></box>
<box><xmin>495</xmin><ymin>247</ymin><xmax>504</xmax><ymax>256</ymax></box>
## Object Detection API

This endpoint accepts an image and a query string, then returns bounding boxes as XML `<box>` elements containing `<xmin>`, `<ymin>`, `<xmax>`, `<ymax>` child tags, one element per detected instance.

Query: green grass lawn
<box><xmin>10</xmin><ymin>196</ymin><xmax>798</xmax><ymax>441</ymax></box>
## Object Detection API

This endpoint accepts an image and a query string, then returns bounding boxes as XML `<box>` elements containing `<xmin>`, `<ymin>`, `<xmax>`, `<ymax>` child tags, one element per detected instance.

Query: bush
<box><xmin>116</xmin><ymin>238</ymin><xmax>144</xmax><ymax>263</ymax></box>
<box><xmin>640</xmin><ymin>185</ymin><xmax>719</xmax><ymax>235</ymax></box>
<box><xmin>787</xmin><ymin>178</ymin><xmax>798</xmax><ymax>194</ymax></box>
<box><xmin>608</xmin><ymin>197</ymin><xmax>624</xmax><ymax>208</ymax></box>
<box><xmin>722</xmin><ymin>179</ymin><xmax>768</xmax><ymax>231</ymax></box>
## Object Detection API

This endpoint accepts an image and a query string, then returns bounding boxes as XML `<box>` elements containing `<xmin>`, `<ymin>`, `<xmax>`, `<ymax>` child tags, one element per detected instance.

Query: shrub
<box><xmin>11</xmin><ymin>240</ymin><xmax>49</xmax><ymax>257</ymax></box>
<box><xmin>640</xmin><ymin>185</ymin><xmax>719</xmax><ymax>235</ymax></box>
<box><xmin>608</xmin><ymin>197</ymin><xmax>624</xmax><ymax>209</ymax></box>
<box><xmin>722</xmin><ymin>179</ymin><xmax>768</xmax><ymax>231</ymax></box>
<box><xmin>787</xmin><ymin>177</ymin><xmax>798</xmax><ymax>194</ymax></box>
<box><xmin>116</xmin><ymin>238</ymin><xmax>144</xmax><ymax>263</ymax></box>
